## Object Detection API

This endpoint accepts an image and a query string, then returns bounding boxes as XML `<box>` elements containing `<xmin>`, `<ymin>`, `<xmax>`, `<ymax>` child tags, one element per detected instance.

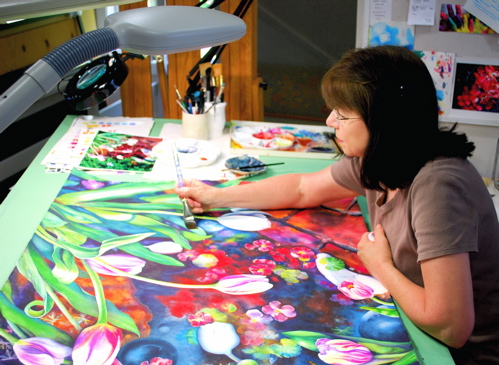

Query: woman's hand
<box><xmin>357</xmin><ymin>224</ymin><xmax>394</xmax><ymax>281</ymax></box>
<box><xmin>174</xmin><ymin>178</ymin><xmax>218</xmax><ymax>213</ymax></box>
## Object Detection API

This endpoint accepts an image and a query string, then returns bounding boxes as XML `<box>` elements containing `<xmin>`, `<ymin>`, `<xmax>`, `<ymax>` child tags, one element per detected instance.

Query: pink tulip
<box><xmin>72</xmin><ymin>323</ymin><xmax>122</xmax><ymax>365</ymax></box>
<box><xmin>316</xmin><ymin>339</ymin><xmax>373</xmax><ymax>365</ymax></box>
<box><xmin>13</xmin><ymin>337</ymin><xmax>72</xmax><ymax>365</ymax></box>
<box><xmin>338</xmin><ymin>280</ymin><xmax>374</xmax><ymax>300</ymax></box>
<box><xmin>87</xmin><ymin>254</ymin><xmax>146</xmax><ymax>276</ymax></box>
<box><xmin>214</xmin><ymin>275</ymin><xmax>273</xmax><ymax>295</ymax></box>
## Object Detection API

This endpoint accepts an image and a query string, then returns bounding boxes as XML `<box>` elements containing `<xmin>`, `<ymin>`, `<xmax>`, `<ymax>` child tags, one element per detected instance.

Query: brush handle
<box><xmin>222</xmin><ymin>162</ymin><xmax>284</xmax><ymax>171</ymax></box>
<box><xmin>171</xmin><ymin>143</ymin><xmax>185</xmax><ymax>187</ymax></box>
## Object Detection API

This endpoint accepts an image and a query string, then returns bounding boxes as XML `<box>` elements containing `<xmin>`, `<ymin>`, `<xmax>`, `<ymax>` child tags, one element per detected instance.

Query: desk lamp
<box><xmin>0</xmin><ymin>5</ymin><xmax>246</xmax><ymax>134</ymax></box>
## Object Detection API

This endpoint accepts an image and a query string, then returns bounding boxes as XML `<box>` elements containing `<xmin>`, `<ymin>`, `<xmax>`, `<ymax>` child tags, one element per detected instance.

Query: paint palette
<box><xmin>229</xmin><ymin>121</ymin><xmax>340</xmax><ymax>160</ymax></box>
<box><xmin>225</xmin><ymin>155</ymin><xmax>266</xmax><ymax>176</ymax></box>
<box><xmin>158</xmin><ymin>139</ymin><xmax>221</xmax><ymax>168</ymax></box>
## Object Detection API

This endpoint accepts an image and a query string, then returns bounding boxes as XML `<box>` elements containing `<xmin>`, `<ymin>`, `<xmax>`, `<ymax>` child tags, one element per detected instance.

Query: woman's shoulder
<box><xmin>411</xmin><ymin>157</ymin><xmax>490</xmax><ymax>205</ymax></box>
<box><xmin>416</xmin><ymin>157</ymin><xmax>479</xmax><ymax>183</ymax></box>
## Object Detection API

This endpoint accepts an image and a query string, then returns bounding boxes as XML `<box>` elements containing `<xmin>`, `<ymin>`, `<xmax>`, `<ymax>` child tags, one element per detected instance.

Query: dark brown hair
<box><xmin>321</xmin><ymin>45</ymin><xmax>475</xmax><ymax>191</ymax></box>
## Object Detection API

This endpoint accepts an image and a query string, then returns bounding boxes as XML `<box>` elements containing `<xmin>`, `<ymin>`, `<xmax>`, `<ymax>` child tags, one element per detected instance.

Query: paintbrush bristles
<box><xmin>182</xmin><ymin>199</ymin><xmax>197</xmax><ymax>229</ymax></box>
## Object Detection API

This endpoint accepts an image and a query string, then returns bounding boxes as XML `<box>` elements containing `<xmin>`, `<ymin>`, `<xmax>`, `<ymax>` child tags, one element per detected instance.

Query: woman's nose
<box><xmin>326</xmin><ymin>111</ymin><xmax>338</xmax><ymax>128</ymax></box>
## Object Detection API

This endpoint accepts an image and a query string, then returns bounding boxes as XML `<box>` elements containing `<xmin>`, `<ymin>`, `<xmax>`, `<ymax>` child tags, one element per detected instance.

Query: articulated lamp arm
<box><xmin>0</xmin><ymin>6</ymin><xmax>246</xmax><ymax>134</ymax></box>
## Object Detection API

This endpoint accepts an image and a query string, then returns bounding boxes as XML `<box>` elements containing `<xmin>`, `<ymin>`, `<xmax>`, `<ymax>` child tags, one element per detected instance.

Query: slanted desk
<box><xmin>0</xmin><ymin>116</ymin><xmax>454</xmax><ymax>364</ymax></box>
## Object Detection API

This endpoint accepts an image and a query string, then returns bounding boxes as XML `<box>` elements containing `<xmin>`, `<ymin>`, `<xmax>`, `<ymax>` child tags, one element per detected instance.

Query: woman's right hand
<box><xmin>174</xmin><ymin>178</ymin><xmax>218</xmax><ymax>213</ymax></box>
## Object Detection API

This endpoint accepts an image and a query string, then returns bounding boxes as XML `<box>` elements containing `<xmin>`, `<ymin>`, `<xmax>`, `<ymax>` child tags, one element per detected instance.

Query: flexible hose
<box><xmin>42</xmin><ymin>28</ymin><xmax>119</xmax><ymax>78</ymax></box>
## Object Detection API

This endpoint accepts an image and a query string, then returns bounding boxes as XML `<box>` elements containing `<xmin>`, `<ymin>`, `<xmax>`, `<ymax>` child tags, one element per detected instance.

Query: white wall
<box><xmin>356</xmin><ymin>0</ymin><xmax>499</xmax><ymax>178</ymax></box>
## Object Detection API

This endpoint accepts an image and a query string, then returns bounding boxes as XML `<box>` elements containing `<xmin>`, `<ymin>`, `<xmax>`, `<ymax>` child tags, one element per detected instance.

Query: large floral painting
<box><xmin>0</xmin><ymin>170</ymin><xmax>419</xmax><ymax>365</ymax></box>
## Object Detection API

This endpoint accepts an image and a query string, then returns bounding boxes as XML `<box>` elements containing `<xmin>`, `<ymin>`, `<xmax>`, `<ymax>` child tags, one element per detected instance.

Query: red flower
<box><xmin>249</xmin><ymin>259</ymin><xmax>276</xmax><ymax>276</ymax></box>
<box><xmin>187</xmin><ymin>311</ymin><xmax>214</xmax><ymax>327</ymax></box>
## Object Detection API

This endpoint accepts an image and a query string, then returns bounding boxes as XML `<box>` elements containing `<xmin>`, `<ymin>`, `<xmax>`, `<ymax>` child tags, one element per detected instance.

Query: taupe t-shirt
<box><xmin>331</xmin><ymin>156</ymin><xmax>499</xmax><ymax>364</ymax></box>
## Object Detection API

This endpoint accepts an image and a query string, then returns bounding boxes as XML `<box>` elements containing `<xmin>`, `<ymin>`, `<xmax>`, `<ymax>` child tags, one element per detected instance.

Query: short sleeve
<box><xmin>330</xmin><ymin>156</ymin><xmax>365</xmax><ymax>195</ymax></box>
<box><xmin>410</xmin><ymin>163</ymin><xmax>479</xmax><ymax>262</ymax></box>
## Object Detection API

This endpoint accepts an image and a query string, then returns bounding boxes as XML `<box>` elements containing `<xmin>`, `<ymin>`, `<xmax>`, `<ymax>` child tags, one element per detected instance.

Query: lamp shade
<box><xmin>106</xmin><ymin>6</ymin><xmax>247</xmax><ymax>55</ymax></box>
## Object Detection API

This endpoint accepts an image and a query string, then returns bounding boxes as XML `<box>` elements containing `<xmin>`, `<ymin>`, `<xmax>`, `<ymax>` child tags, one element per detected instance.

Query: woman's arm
<box><xmin>175</xmin><ymin>166</ymin><xmax>358</xmax><ymax>213</ymax></box>
<box><xmin>358</xmin><ymin>225</ymin><xmax>475</xmax><ymax>348</ymax></box>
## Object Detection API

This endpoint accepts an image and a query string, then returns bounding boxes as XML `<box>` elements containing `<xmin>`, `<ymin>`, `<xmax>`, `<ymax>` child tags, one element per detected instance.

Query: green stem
<box><xmin>371</xmin><ymin>297</ymin><xmax>394</xmax><ymax>306</ymax></box>
<box><xmin>374</xmin><ymin>351</ymin><xmax>410</xmax><ymax>359</ymax></box>
<box><xmin>81</xmin><ymin>260</ymin><xmax>108</xmax><ymax>324</ymax></box>
<box><xmin>0</xmin><ymin>327</ymin><xmax>19</xmax><ymax>344</ymax></box>
<box><xmin>44</xmin><ymin>284</ymin><xmax>82</xmax><ymax>331</ymax></box>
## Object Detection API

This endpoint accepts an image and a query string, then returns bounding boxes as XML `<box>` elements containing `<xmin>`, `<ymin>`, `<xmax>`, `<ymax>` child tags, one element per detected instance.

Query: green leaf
<box><xmin>16</xmin><ymin>249</ymin><xmax>54</xmax><ymax>317</ymax></box>
<box><xmin>181</xmin><ymin>229</ymin><xmax>210</xmax><ymax>242</ymax></box>
<box><xmin>320</xmin><ymin>255</ymin><xmax>345</xmax><ymax>271</ymax></box>
<box><xmin>268</xmin><ymin>339</ymin><xmax>302</xmax><ymax>358</ymax></box>
<box><xmin>66</xmin><ymin>222</ymin><xmax>117</xmax><ymax>242</ymax></box>
<box><xmin>129</xmin><ymin>215</ymin><xmax>193</xmax><ymax>249</ymax></box>
<box><xmin>82</xmin><ymin>201</ymin><xmax>182</xmax><ymax>213</ymax></box>
<box><xmin>56</xmin><ymin>181</ymin><xmax>173</xmax><ymax>205</ymax></box>
<box><xmin>52</xmin><ymin>247</ymin><xmax>80</xmax><ymax>285</ymax></box>
<box><xmin>100</xmin><ymin>232</ymin><xmax>157</xmax><ymax>255</ymax></box>
<box><xmin>46</xmin><ymin>225</ymin><xmax>88</xmax><ymax>247</ymax></box>
<box><xmin>359</xmin><ymin>341</ymin><xmax>408</xmax><ymax>354</ymax></box>
<box><xmin>36</xmin><ymin>226</ymin><xmax>100</xmax><ymax>259</ymax></box>
<box><xmin>41</xmin><ymin>211</ymin><xmax>68</xmax><ymax>228</ymax></box>
<box><xmin>0</xmin><ymin>292</ymin><xmax>73</xmax><ymax>346</ymax></box>
<box><xmin>84</xmin><ymin>207</ymin><xmax>134</xmax><ymax>221</ymax></box>
<box><xmin>28</xmin><ymin>244</ymin><xmax>140</xmax><ymax>335</ymax></box>
<box><xmin>359</xmin><ymin>306</ymin><xmax>400</xmax><ymax>317</ymax></box>
<box><xmin>390</xmin><ymin>351</ymin><xmax>419</xmax><ymax>365</ymax></box>
<box><xmin>51</xmin><ymin>202</ymin><xmax>102</xmax><ymax>224</ymax></box>
<box><xmin>281</xmin><ymin>330</ymin><xmax>326</xmax><ymax>352</ymax></box>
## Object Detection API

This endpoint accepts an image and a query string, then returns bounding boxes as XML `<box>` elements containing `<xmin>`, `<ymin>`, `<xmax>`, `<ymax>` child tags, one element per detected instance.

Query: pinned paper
<box><xmin>408</xmin><ymin>0</ymin><xmax>437</xmax><ymax>25</ymax></box>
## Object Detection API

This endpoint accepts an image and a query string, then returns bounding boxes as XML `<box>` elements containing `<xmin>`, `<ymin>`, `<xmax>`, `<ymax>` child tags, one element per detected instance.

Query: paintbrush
<box><xmin>171</xmin><ymin>142</ymin><xmax>198</xmax><ymax>230</ymax></box>
<box><xmin>222</xmin><ymin>162</ymin><xmax>285</xmax><ymax>171</ymax></box>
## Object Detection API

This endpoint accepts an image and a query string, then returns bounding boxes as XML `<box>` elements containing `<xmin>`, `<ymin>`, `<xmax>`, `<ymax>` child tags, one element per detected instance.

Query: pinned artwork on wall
<box><xmin>417</xmin><ymin>50</ymin><xmax>456</xmax><ymax>117</ymax></box>
<box><xmin>368</xmin><ymin>21</ymin><xmax>415</xmax><ymax>49</ymax></box>
<box><xmin>444</xmin><ymin>57</ymin><xmax>499</xmax><ymax>126</ymax></box>
<box><xmin>439</xmin><ymin>3</ymin><xmax>496</xmax><ymax>34</ymax></box>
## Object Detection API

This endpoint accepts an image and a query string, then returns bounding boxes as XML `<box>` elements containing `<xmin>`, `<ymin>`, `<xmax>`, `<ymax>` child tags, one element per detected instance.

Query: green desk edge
<box><xmin>0</xmin><ymin>116</ymin><xmax>454</xmax><ymax>364</ymax></box>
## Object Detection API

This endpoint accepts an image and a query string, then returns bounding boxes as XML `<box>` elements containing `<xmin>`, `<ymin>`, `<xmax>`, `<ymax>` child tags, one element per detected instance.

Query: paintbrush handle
<box><xmin>222</xmin><ymin>162</ymin><xmax>284</xmax><ymax>171</ymax></box>
<box><xmin>171</xmin><ymin>143</ymin><xmax>185</xmax><ymax>187</ymax></box>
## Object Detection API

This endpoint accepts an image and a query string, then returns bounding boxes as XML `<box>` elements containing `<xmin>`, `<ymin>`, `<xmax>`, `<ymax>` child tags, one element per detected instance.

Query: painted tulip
<box><xmin>198</xmin><ymin>322</ymin><xmax>241</xmax><ymax>362</ymax></box>
<box><xmin>72</xmin><ymin>323</ymin><xmax>123</xmax><ymax>365</ymax></box>
<box><xmin>214</xmin><ymin>275</ymin><xmax>273</xmax><ymax>295</ymax></box>
<box><xmin>87</xmin><ymin>254</ymin><xmax>146</xmax><ymax>276</ymax></box>
<box><xmin>145</xmin><ymin>241</ymin><xmax>183</xmax><ymax>254</ymax></box>
<box><xmin>13</xmin><ymin>337</ymin><xmax>72</xmax><ymax>365</ymax></box>
<box><xmin>316</xmin><ymin>253</ymin><xmax>387</xmax><ymax>296</ymax></box>
<box><xmin>338</xmin><ymin>280</ymin><xmax>374</xmax><ymax>300</ymax></box>
<box><xmin>316</xmin><ymin>339</ymin><xmax>373</xmax><ymax>365</ymax></box>
<box><xmin>217</xmin><ymin>211</ymin><xmax>271</xmax><ymax>231</ymax></box>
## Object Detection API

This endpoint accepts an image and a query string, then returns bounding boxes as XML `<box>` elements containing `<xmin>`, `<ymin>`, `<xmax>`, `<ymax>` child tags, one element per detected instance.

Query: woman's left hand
<box><xmin>357</xmin><ymin>224</ymin><xmax>394</xmax><ymax>280</ymax></box>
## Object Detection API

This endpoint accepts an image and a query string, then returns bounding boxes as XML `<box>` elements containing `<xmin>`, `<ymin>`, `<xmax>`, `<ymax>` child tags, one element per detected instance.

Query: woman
<box><xmin>175</xmin><ymin>45</ymin><xmax>499</xmax><ymax>364</ymax></box>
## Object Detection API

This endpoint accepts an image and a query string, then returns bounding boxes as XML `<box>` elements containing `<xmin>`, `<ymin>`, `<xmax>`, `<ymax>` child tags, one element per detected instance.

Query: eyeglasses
<box><xmin>331</xmin><ymin>109</ymin><xmax>361</xmax><ymax>127</ymax></box>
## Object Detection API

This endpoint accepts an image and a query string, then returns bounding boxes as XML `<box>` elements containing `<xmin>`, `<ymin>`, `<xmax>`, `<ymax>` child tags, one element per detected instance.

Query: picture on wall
<box><xmin>443</xmin><ymin>57</ymin><xmax>499</xmax><ymax>126</ymax></box>
<box><xmin>368</xmin><ymin>21</ymin><xmax>415</xmax><ymax>49</ymax></box>
<box><xmin>439</xmin><ymin>3</ymin><xmax>496</xmax><ymax>34</ymax></box>
<box><xmin>452</xmin><ymin>61</ymin><xmax>498</xmax><ymax>114</ymax></box>
<box><xmin>416</xmin><ymin>50</ymin><xmax>455</xmax><ymax>117</ymax></box>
